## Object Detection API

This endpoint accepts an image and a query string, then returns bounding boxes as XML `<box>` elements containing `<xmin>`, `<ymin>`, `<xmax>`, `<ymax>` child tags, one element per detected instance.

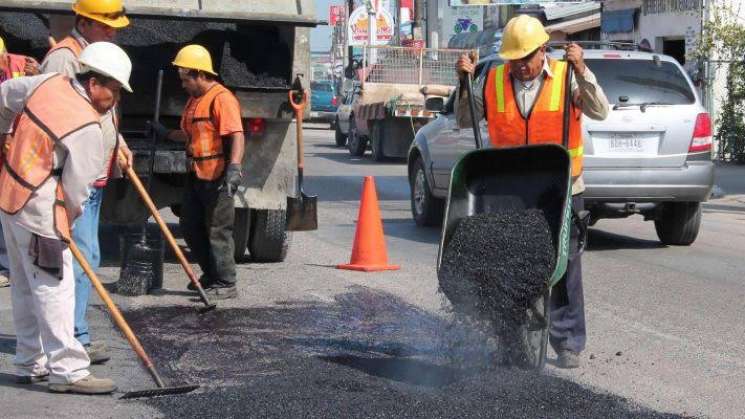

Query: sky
<box><xmin>311</xmin><ymin>0</ymin><xmax>334</xmax><ymax>52</ymax></box>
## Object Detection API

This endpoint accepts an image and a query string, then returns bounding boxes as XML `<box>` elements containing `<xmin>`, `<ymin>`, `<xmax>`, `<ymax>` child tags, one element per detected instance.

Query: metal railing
<box><xmin>361</xmin><ymin>46</ymin><xmax>474</xmax><ymax>87</ymax></box>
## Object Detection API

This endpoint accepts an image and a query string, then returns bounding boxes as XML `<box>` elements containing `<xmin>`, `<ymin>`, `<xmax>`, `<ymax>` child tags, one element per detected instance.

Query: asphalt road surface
<box><xmin>1</xmin><ymin>127</ymin><xmax>743</xmax><ymax>418</ymax></box>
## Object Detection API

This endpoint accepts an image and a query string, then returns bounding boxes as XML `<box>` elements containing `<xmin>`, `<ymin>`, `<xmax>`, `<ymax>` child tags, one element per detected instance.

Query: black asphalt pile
<box><xmin>438</xmin><ymin>210</ymin><xmax>555</xmax><ymax>334</ymax></box>
<box><xmin>120</xmin><ymin>288</ymin><xmax>682</xmax><ymax>418</ymax></box>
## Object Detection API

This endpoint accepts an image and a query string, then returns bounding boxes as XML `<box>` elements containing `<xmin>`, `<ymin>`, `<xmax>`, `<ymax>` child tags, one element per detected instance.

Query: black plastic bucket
<box><xmin>117</xmin><ymin>229</ymin><xmax>164</xmax><ymax>295</ymax></box>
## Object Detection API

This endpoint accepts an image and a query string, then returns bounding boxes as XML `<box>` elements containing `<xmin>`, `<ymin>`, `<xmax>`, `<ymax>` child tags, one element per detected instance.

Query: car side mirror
<box><xmin>425</xmin><ymin>97</ymin><xmax>445</xmax><ymax>113</ymax></box>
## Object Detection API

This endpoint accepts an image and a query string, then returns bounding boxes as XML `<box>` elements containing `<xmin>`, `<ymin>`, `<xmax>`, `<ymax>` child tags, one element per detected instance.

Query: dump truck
<box><xmin>0</xmin><ymin>0</ymin><xmax>318</xmax><ymax>262</ymax></box>
<box><xmin>346</xmin><ymin>45</ymin><xmax>467</xmax><ymax>161</ymax></box>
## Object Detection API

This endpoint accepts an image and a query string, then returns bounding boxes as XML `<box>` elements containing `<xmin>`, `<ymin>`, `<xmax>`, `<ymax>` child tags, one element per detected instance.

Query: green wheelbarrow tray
<box><xmin>436</xmin><ymin>144</ymin><xmax>573</xmax><ymax>369</ymax></box>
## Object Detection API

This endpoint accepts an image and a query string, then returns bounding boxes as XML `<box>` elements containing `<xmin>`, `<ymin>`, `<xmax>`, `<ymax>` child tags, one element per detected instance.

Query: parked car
<box><xmin>407</xmin><ymin>45</ymin><xmax>714</xmax><ymax>246</ymax></box>
<box><xmin>334</xmin><ymin>82</ymin><xmax>363</xmax><ymax>148</ymax></box>
<box><xmin>310</xmin><ymin>80</ymin><xmax>338</xmax><ymax>126</ymax></box>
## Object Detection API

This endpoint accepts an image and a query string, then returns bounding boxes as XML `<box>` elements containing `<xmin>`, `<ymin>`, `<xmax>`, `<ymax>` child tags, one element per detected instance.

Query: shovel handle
<box><xmin>289</xmin><ymin>90</ymin><xmax>307</xmax><ymax>170</ymax></box>
<box><xmin>68</xmin><ymin>240</ymin><xmax>159</xmax><ymax>376</ymax></box>
<box><xmin>118</xmin><ymin>150</ymin><xmax>214</xmax><ymax>308</ymax></box>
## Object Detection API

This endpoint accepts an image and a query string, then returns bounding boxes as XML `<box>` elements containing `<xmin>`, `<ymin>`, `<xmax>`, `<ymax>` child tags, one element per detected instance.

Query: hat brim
<box><xmin>173</xmin><ymin>63</ymin><xmax>218</xmax><ymax>77</ymax></box>
<box><xmin>73</xmin><ymin>7</ymin><xmax>130</xmax><ymax>29</ymax></box>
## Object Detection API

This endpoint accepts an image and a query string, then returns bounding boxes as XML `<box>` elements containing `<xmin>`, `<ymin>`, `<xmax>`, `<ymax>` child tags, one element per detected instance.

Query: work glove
<box><xmin>223</xmin><ymin>164</ymin><xmax>243</xmax><ymax>197</ymax></box>
<box><xmin>146</xmin><ymin>121</ymin><xmax>171</xmax><ymax>140</ymax></box>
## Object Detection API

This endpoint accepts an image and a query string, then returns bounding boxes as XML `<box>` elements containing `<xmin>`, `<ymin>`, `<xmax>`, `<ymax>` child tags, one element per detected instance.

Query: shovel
<box><xmin>69</xmin><ymin>240</ymin><xmax>199</xmax><ymax>399</ymax></box>
<box><xmin>286</xmin><ymin>89</ymin><xmax>318</xmax><ymax>231</ymax></box>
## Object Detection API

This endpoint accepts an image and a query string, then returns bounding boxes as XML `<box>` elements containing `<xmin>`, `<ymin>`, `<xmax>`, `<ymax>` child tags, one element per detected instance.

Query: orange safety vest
<box><xmin>45</xmin><ymin>35</ymin><xmax>84</xmax><ymax>59</ymax></box>
<box><xmin>1</xmin><ymin>54</ymin><xmax>28</xmax><ymax>80</ymax></box>
<box><xmin>484</xmin><ymin>59</ymin><xmax>584</xmax><ymax>179</ymax></box>
<box><xmin>0</xmin><ymin>75</ymin><xmax>100</xmax><ymax>242</ymax></box>
<box><xmin>181</xmin><ymin>84</ymin><xmax>235</xmax><ymax>181</ymax></box>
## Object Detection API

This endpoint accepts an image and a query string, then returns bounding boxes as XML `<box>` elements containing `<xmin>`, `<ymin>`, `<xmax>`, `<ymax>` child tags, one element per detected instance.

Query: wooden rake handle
<box><xmin>117</xmin><ymin>152</ymin><xmax>202</xmax><ymax>289</ymax></box>
<box><xmin>68</xmin><ymin>240</ymin><xmax>159</xmax><ymax>375</ymax></box>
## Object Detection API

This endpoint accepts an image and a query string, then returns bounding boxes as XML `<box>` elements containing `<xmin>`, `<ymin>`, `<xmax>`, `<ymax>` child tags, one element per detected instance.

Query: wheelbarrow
<box><xmin>436</xmin><ymin>144</ymin><xmax>573</xmax><ymax>369</ymax></box>
<box><xmin>435</xmin><ymin>67</ymin><xmax>574</xmax><ymax>369</ymax></box>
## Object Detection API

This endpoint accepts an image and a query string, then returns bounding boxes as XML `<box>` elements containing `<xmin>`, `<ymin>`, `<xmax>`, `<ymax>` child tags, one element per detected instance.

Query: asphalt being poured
<box><xmin>121</xmin><ymin>288</ymin><xmax>682</xmax><ymax>418</ymax></box>
<box><xmin>439</xmin><ymin>210</ymin><xmax>555</xmax><ymax>336</ymax></box>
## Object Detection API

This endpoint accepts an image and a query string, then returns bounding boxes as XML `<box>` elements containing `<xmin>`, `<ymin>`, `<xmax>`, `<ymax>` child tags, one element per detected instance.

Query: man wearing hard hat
<box><xmin>41</xmin><ymin>0</ymin><xmax>132</xmax><ymax>365</ymax></box>
<box><xmin>150</xmin><ymin>45</ymin><xmax>245</xmax><ymax>300</ymax></box>
<box><xmin>0</xmin><ymin>36</ymin><xmax>41</xmax><ymax>288</ymax></box>
<box><xmin>0</xmin><ymin>42</ymin><xmax>133</xmax><ymax>394</ymax></box>
<box><xmin>456</xmin><ymin>15</ymin><xmax>609</xmax><ymax>369</ymax></box>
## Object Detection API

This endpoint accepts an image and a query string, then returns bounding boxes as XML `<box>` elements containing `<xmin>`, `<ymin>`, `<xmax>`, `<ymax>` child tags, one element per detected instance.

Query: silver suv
<box><xmin>407</xmin><ymin>45</ymin><xmax>714</xmax><ymax>245</ymax></box>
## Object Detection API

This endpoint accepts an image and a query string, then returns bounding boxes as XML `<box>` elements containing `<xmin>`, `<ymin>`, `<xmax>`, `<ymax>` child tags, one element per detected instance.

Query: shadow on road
<box><xmin>320</xmin><ymin>355</ymin><xmax>462</xmax><ymax>388</ymax></box>
<box><xmin>383</xmin><ymin>219</ymin><xmax>442</xmax><ymax>244</ymax></box>
<box><xmin>0</xmin><ymin>373</ymin><xmax>50</xmax><ymax>394</ymax></box>
<box><xmin>587</xmin><ymin>229</ymin><xmax>666</xmax><ymax>251</ymax></box>
<box><xmin>308</xmin><ymin>151</ymin><xmax>407</xmax><ymax>167</ymax></box>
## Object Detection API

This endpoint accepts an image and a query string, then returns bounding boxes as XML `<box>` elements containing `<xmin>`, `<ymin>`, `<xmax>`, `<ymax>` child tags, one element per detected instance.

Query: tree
<box><xmin>694</xmin><ymin>2</ymin><xmax>745</xmax><ymax>162</ymax></box>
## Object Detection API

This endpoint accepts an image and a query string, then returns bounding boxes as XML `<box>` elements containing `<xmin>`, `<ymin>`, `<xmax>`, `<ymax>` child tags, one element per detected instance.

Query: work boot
<box><xmin>204</xmin><ymin>285</ymin><xmax>237</xmax><ymax>301</ymax></box>
<box><xmin>85</xmin><ymin>341</ymin><xmax>111</xmax><ymax>365</ymax></box>
<box><xmin>16</xmin><ymin>372</ymin><xmax>49</xmax><ymax>384</ymax></box>
<box><xmin>556</xmin><ymin>350</ymin><xmax>581</xmax><ymax>369</ymax></box>
<box><xmin>0</xmin><ymin>270</ymin><xmax>9</xmax><ymax>288</ymax></box>
<box><xmin>48</xmin><ymin>375</ymin><xmax>117</xmax><ymax>395</ymax></box>
<box><xmin>187</xmin><ymin>275</ymin><xmax>214</xmax><ymax>292</ymax></box>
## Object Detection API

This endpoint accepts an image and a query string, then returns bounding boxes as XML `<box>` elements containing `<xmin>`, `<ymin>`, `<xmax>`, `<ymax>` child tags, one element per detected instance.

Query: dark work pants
<box><xmin>180</xmin><ymin>174</ymin><xmax>236</xmax><ymax>287</ymax></box>
<box><xmin>549</xmin><ymin>195</ymin><xmax>586</xmax><ymax>353</ymax></box>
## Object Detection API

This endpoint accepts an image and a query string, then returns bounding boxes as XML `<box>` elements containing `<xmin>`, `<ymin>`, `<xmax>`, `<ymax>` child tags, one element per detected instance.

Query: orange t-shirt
<box><xmin>182</xmin><ymin>85</ymin><xmax>244</xmax><ymax>137</ymax></box>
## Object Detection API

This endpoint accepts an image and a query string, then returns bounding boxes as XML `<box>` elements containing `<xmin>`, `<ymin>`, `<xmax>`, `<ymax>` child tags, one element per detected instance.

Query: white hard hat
<box><xmin>78</xmin><ymin>41</ymin><xmax>133</xmax><ymax>93</ymax></box>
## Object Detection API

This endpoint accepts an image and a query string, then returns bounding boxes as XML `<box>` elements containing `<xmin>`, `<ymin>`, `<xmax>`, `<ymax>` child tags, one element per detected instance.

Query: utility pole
<box><xmin>414</xmin><ymin>0</ymin><xmax>425</xmax><ymax>40</ymax></box>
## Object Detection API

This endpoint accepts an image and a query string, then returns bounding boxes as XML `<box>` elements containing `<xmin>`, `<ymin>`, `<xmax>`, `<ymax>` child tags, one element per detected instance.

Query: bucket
<box><xmin>117</xmin><ymin>228</ymin><xmax>164</xmax><ymax>295</ymax></box>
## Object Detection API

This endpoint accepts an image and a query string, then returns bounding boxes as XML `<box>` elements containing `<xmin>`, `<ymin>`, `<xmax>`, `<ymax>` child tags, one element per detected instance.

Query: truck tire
<box><xmin>409</xmin><ymin>157</ymin><xmax>444</xmax><ymax>227</ymax></box>
<box><xmin>654</xmin><ymin>201</ymin><xmax>702</xmax><ymax>246</ymax></box>
<box><xmin>233</xmin><ymin>208</ymin><xmax>251</xmax><ymax>262</ymax></box>
<box><xmin>347</xmin><ymin>116</ymin><xmax>367</xmax><ymax>157</ymax></box>
<box><xmin>334</xmin><ymin>117</ymin><xmax>347</xmax><ymax>147</ymax></box>
<box><xmin>370</xmin><ymin>120</ymin><xmax>386</xmax><ymax>162</ymax></box>
<box><xmin>250</xmin><ymin>209</ymin><xmax>289</xmax><ymax>262</ymax></box>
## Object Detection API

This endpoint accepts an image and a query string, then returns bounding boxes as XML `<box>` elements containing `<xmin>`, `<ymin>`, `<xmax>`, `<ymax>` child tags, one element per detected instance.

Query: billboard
<box><xmin>449</xmin><ymin>0</ymin><xmax>588</xmax><ymax>5</ymax></box>
<box><xmin>347</xmin><ymin>6</ymin><xmax>395</xmax><ymax>46</ymax></box>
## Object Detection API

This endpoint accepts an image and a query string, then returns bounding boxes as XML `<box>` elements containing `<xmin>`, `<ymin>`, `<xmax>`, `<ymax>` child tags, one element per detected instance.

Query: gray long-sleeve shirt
<box><xmin>41</xmin><ymin>29</ymin><xmax>124</xmax><ymax>182</ymax></box>
<box><xmin>456</xmin><ymin>59</ymin><xmax>609</xmax><ymax>194</ymax></box>
<box><xmin>0</xmin><ymin>74</ymin><xmax>106</xmax><ymax>239</ymax></box>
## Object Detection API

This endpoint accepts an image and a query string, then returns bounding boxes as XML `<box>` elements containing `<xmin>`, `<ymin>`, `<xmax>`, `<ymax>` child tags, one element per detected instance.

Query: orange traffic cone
<box><xmin>338</xmin><ymin>176</ymin><xmax>400</xmax><ymax>272</ymax></box>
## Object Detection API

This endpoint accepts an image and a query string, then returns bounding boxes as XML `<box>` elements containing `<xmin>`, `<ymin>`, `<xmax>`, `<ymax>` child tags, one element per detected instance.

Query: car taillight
<box><xmin>603</xmin><ymin>53</ymin><xmax>622</xmax><ymax>59</ymax></box>
<box><xmin>332</xmin><ymin>96</ymin><xmax>338</xmax><ymax>107</ymax></box>
<box><xmin>247</xmin><ymin>118</ymin><xmax>266</xmax><ymax>137</ymax></box>
<box><xmin>689</xmin><ymin>113</ymin><xmax>712</xmax><ymax>153</ymax></box>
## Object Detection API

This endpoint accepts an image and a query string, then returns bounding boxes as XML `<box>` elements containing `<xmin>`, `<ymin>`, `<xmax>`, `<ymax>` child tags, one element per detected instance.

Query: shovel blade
<box><xmin>120</xmin><ymin>384</ymin><xmax>199</xmax><ymax>399</ymax></box>
<box><xmin>286</xmin><ymin>193</ymin><xmax>318</xmax><ymax>231</ymax></box>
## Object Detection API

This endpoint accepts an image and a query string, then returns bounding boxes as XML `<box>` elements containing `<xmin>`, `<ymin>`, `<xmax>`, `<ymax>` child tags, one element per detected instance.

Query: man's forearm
<box><xmin>228</xmin><ymin>132</ymin><xmax>245</xmax><ymax>166</ymax></box>
<box><xmin>573</xmin><ymin>67</ymin><xmax>609</xmax><ymax>121</ymax></box>
<box><xmin>456</xmin><ymin>77</ymin><xmax>486</xmax><ymax>129</ymax></box>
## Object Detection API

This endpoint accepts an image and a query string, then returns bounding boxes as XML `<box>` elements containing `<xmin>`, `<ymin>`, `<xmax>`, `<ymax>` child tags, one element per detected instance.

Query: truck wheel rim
<box><xmin>414</xmin><ymin>169</ymin><xmax>427</xmax><ymax>215</ymax></box>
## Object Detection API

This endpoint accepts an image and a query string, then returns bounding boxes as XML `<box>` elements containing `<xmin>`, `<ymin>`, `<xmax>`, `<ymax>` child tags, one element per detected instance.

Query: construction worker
<box><xmin>456</xmin><ymin>15</ymin><xmax>609</xmax><ymax>369</ymax></box>
<box><xmin>0</xmin><ymin>42</ymin><xmax>132</xmax><ymax>394</ymax></box>
<box><xmin>150</xmin><ymin>45</ymin><xmax>244</xmax><ymax>300</ymax></box>
<box><xmin>41</xmin><ymin>0</ymin><xmax>132</xmax><ymax>364</ymax></box>
<box><xmin>0</xmin><ymin>35</ymin><xmax>40</xmax><ymax>288</ymax></box>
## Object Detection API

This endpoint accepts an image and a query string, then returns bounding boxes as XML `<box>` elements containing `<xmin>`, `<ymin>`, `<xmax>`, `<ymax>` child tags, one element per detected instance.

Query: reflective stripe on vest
<box><xmin>180</xmin><ymin>84</ymin><xmax>232</xmax><ymax>181</ymax></box>
<box><xmin>45</xmin><ymin>36</ymin><xmax>84</xmax><ymax>59</ymax></box>
<box><xmin>7</xmin><ymin>54</ymin><xmax>28</xmax><ymax>79</ymax></box>
<box><xmin>0</xmin><ymin>75</ymin><xmax>100</xmax><ymax>242</ymax></box>
<box><xmin>484</xmin><ymin>59</ymin><xmax>584</xmax><ymax>179</ymax></box>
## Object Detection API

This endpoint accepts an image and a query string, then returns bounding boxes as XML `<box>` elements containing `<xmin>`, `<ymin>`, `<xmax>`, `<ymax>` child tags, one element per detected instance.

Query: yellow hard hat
<box><xmin>72</xmin><ymin>0</ymin><xmax>129</xmax><ymax>29</ymax></box>
<box><xmin>172</xmin><ymin>45</ymin><xmax>217</xmax><ymax>76</ymax></box>
<box><xmin>499</xmin><ymin>15</ymin><xmax>550</xmax><ymax>61</ymax></box>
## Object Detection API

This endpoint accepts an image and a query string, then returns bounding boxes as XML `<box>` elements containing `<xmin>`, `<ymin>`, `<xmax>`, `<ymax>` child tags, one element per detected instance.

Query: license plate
<box><xmin>594</xmin><ymin>133</ymin><xmax>659</xmax><ymax>156</ymax></box>
<box><xmin>310</xmin><ymin>111</ymin><xmax>320</xmax><ymax>118</ymax></box>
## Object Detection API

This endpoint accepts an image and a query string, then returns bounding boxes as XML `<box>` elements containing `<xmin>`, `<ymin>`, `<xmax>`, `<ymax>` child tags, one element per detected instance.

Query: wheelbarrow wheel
<box><xmin>502</xmin><ymin>288</ymin><xmax>550</xmax><ymax>370</ymax></box>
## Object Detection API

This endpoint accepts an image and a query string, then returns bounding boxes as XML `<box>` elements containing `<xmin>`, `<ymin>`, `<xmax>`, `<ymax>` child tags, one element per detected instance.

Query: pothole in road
<box><xmin>122</xmin><ymin>287</ymin><xmax>684</xmax><ymax>418</ymax></box>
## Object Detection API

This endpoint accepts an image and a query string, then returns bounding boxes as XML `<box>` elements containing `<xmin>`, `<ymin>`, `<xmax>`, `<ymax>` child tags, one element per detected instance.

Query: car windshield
<box><xmin>311</xmin><ymin>82</ymin><xmax>333</xmax><ymax>92</ymax></box>
<box><xmin>586</xmin><ymin>59</ymin><xmax>695</xmax><ymax>106</ymax></box>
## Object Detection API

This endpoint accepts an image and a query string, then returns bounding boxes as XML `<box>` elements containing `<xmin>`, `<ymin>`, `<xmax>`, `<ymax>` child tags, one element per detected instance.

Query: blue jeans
<box><xmin>72</xmin><ymin>187</ymin><xmax>103</xmax><ymax>347</ymax></box>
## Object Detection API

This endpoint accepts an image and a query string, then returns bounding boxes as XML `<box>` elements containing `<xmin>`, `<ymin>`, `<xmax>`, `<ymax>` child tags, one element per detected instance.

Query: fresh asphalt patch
<box><xmin>121</xmin><ymin>287</ymin><xmax>683</xmax><ymax>418</ymax></box>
